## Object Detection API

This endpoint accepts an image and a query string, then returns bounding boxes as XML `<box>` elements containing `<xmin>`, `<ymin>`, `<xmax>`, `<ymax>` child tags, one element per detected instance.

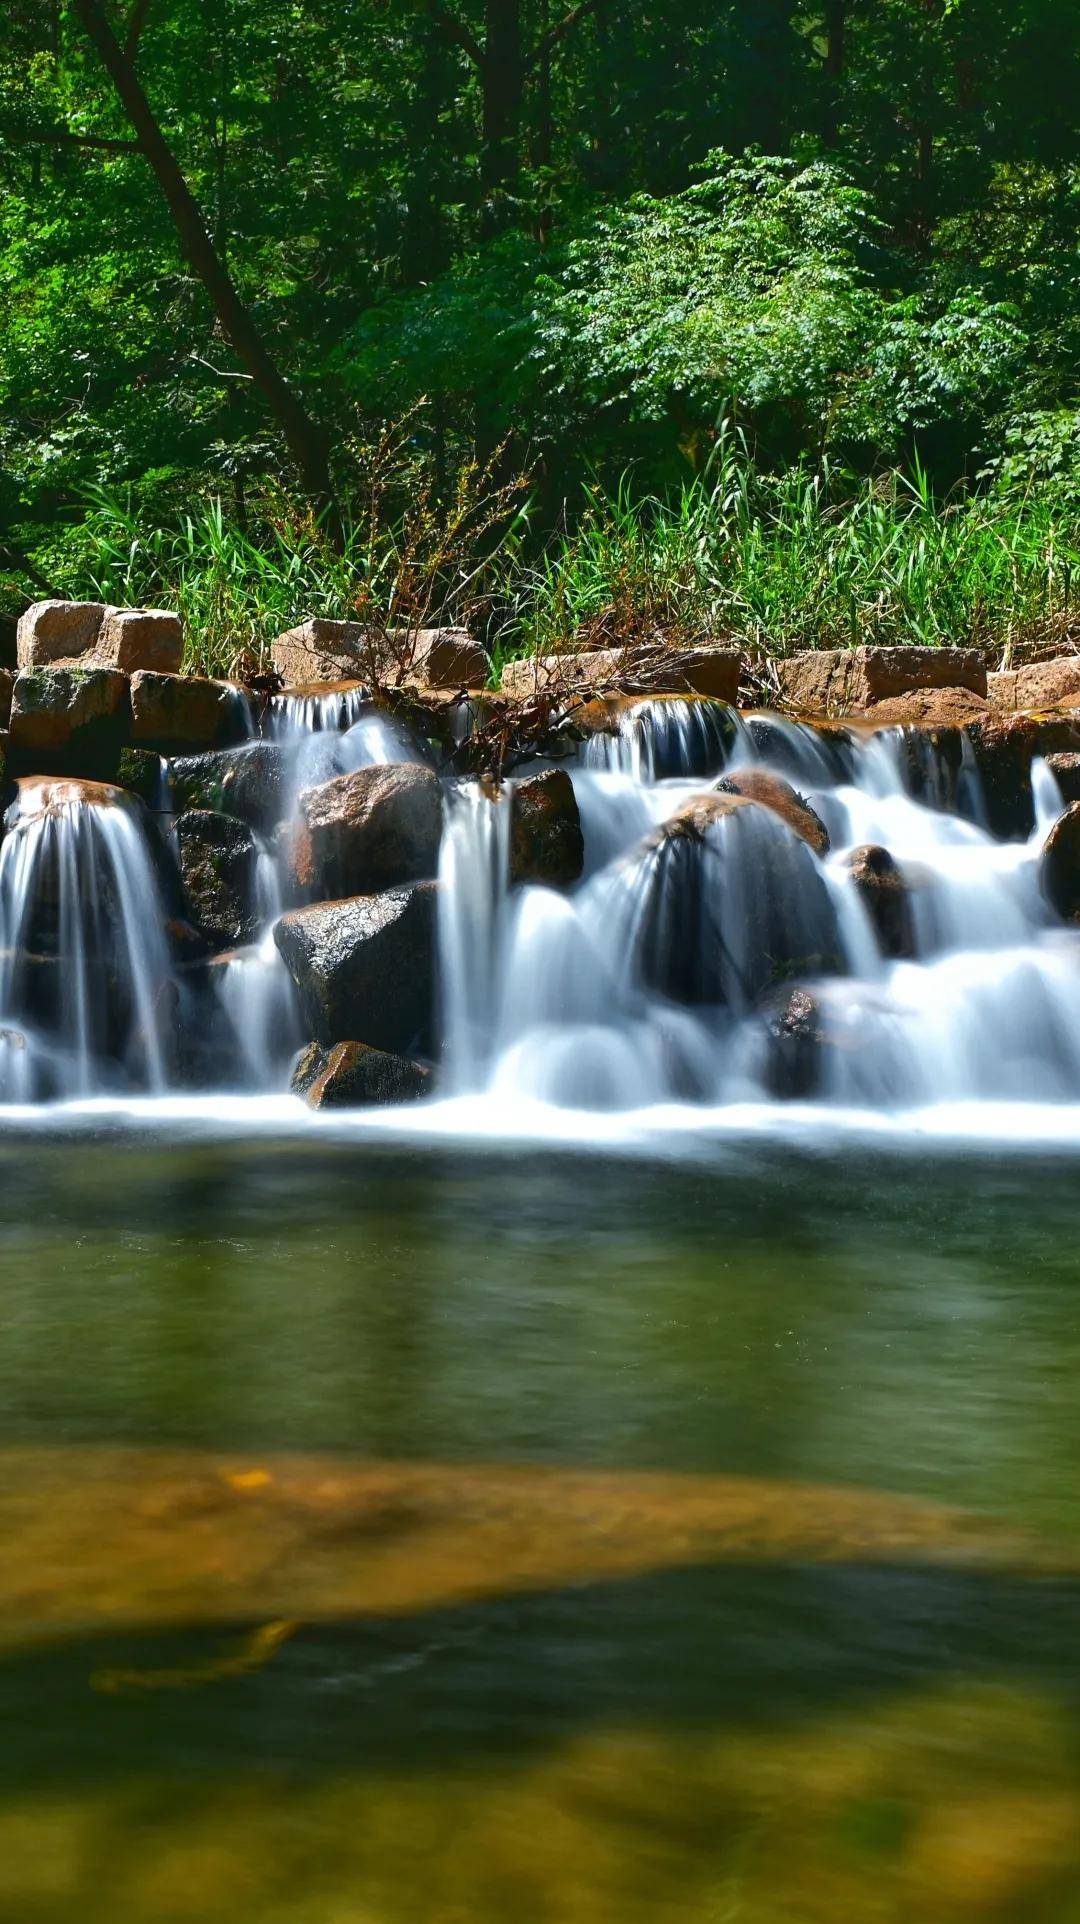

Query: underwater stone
<box><xmin>274</xmin><ymin>882</ymin><xmax>437</xmax><ymax>1053</ymax></box>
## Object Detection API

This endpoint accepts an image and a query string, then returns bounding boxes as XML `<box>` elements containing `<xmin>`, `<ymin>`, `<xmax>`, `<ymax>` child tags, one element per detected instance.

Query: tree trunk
<box><xmin>482</xmin><ymin>0</ymin><xmax>524</xmax><ymax>203</ymax></box>
<box><xmin>71</xmin><ymin>0</ymin><xmax>334</xmax><ymax>509</ymax></box>
<box><xmin>823</xmin><ymin>0</ymin><xmax>845</xmax><ymax>144</ymax></box>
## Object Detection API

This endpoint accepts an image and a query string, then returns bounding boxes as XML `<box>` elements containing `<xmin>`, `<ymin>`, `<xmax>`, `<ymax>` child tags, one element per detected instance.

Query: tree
<box><xmin>70</xmin><ymin>0</ymin><xmax>334</xmax><ymax>507</ymax></box>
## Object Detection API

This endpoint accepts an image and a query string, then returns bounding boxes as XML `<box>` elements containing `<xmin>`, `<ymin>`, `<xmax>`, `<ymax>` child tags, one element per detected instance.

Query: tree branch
<box><xmin>429</xmin><ymin>0</ymin><xmax>486</xmax><ymax>72</ymax></box>
<box><xmin>125</xmin><ymin>0</ymin><xmax>153</xmax><ymax>56</ymax></box>
<box><xmin>4</xmin><ymin>124</ymin><xmax>141</xmax><ymax>153</ymax></box>
<box><xmin>529</xmin><ymin>0</ymin><xmax>612</xmax><ymax>69</ymax></box>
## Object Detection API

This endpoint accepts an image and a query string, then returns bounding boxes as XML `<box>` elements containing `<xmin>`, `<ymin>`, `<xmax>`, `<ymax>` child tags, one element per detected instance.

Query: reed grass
<box><xmin>56</xmin><ymin>434</ymin><xmax>1080</xmax><ymax>682</ymax></box>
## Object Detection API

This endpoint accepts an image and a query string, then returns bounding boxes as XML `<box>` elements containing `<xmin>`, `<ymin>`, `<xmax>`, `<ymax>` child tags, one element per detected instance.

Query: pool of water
<box><xmin>3</xmin><ymin>1131</ymin><xmax>1080</xmax><ymax>1922</ymax></box>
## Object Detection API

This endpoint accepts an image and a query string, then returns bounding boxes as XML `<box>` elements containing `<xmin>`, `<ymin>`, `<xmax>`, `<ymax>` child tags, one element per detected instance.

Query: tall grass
<box><xmin>502</xmin><ymin>443</ymin><xmax>1080</xmax><ymax>669</ymax></box>
<box><xmin>51</xmin><ymin>430</ymin><xmax>1080</xmax><ymax>682</ymax></box>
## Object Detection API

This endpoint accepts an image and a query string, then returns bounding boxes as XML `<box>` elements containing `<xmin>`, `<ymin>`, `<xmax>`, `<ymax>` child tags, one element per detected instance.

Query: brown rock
<box><xmin>843</xmin><ymin>844</ymin><xmax>914</xmax><ymax>958</ymax></box>
<box><xmin>274</xmin><ymin>883</ymin><xmax>437</xmax><ymax>1053</ymax></box>
<box><xmin>1040</xmin><ymin>803</ymin><xmax>1080</xmax><ymax>919</ymax></box>
<box><xmin>9</xmin><ymin>666</ymin><xmax>131</xmax><ymax>764</ymax></box>
<box><xmin>509</xmin><ymin>768</ymin><xmax>584</xmax><ymax>885</ymax></box>
<box><xmin>291</xmin><ymin>1039</ymin><xmax>431</xmax><ymax>1107</ymax></box>
<box><xmin>130</xmin><ymin>671</ymin><xmax>251</xmax><ymax>753</ymax></box>
<box><xmin>7</xmin><ymin>773</ymin><xmax>134</xmax><ymax>822</ymax></box>
<box><xmin>16</xmin><ymin>599</ymin><xmax>106</xmax><ymax>668</ymax></box>
<box><xmin>271</xmin><ymin>619</ymin><xmax>488</xmax><ymax>691</ymax></box>
<box><xmin>775</xmin><ymin>646</ymin><xmax>987</xmax><ymax>716</ymax></box>
<box><xmin>988</xmin><ymin>657</ymin><xmax>1080</xmax><ymax>712</ymax></box>
<box><xmin>854</xmin><ymin>686</ymin><xmax>990</xmax><ymax>727</ymax></box>
<box><xmin>97</xmin><ymin>607</ymin><xmax>184</xmax><ymax>675</ymax></box>
<box><xmin>499</xmin><ymin>645</ymin><xmax>742</xmax><ymax>705</ymax></box>
<box><xmin>715</xmin><ymin>767</ymin><xmax>829</xmax><ymax>856</ymax></box>
<box><xmin>1045</xmin><ymin>752</ymin><xmax>1080</xmax><ymax>805</ymax></box>
<box><xmin>295</xmin><ymin>763</ymin><xmax>442</xmax><ymax>898</ymax></box>
<box><xmin>971</xmin><ymin>712</ymin><xmax>1080</xmax><ymax>839</ymax></box>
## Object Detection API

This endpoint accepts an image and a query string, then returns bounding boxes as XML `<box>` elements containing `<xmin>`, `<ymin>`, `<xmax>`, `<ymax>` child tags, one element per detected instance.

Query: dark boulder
<box><xmin>843</xmin><ymin>844</ymin><xmax>914</xmax><ymax>959</ymax></box>
<box><xmin>509</xmin><ymin>767</ymin><xmax>584</xmax><ymax>886</ymax></box>
<box><xmin>1040</xmin><ymin>803</ymin><xmax>1080</xmax><ymax>920</ymax></box>
<box><xmin>293</xmin><ymin>763</ymin><xmax>442</xmax><ymax>898</ymax></box>
<box><xmin>176</xmin><ymin>809</ymin><xmax>263</xmax><ymax>949</ymax></box>
<box><xmin>168</xmin><ymin>742</ymin><xmax>288</xmax><ymax>831</ymax></box>
<box><xmin>971</xmin><ymin>713</ymin><xmax>1080</xmax><ymax>840</ymax></box>
<box><xmin>274</xmin><ymin>882</ymin><xmax>437</xmax><ymax>1053</ymax></box>
<box><xmin>760</xmin><ymin>986</ymin><xmax>829</xmax><ymax>1098</ymax></box>
<box><xmin>714</xmin><ymin>767</ymin><xmax>829</xmax><ymax>857</ymax></box>
<box><xmin>290</xmin><ymin>1039</ymin><xmax>431</xmax><ymax>1108</ymax></box>
<box><xmin>630</xmin><ymin>795</ymin><xmax>843</xmax><ymax>1008</ymax></box>
<box><xmin>115</xmin><ymin>746</ymin><xmax>164</xmax><ymax>808</ymax></box>
<box><xmin>8</xmin><ymin>666</ymin><xmax>131</xmax><ymax>772</ymax></box>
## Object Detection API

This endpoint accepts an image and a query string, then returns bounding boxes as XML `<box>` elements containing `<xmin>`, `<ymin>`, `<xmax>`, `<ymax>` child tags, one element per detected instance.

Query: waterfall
<box><xmin>437</xmin><ymin>781</ymin><xmax>511</xmax><ymax>1093</ymax></box>
<box><xmin>0</xmin><ymin>781</ymin><xmax>172</xmax><ymax>1099</ymax></box>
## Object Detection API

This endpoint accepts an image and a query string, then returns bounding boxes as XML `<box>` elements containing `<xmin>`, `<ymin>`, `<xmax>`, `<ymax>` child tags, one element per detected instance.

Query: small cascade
<box><xmin>581</xmin><ymin>697</ymin><xmax>746</xmax><ymax>781</ymax></box>
<box><xmin>0</xmin><ymin>781</ymin><xmax>172</xmax><ymax>1098</ymax></box>
<box><xmin>437</xmin><ymin>781</ymin><xmax>511</xmax><ymax>1093</ymax></box>
<box><xmin>266</xmin><ymin>684</ymin><xmax>371</xmax><ymax>739</ymax></box>
<box><xmin>214</xmin><ymin>846</ymin><xmax>301</xmax><ymax>1088</ymax></box>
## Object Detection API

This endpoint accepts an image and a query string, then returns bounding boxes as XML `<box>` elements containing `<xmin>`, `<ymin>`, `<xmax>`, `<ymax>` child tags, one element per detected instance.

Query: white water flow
<box><xmin>0</xmin><ymin>786</ymin><xmax>171</xmax><ymax>1099</ymax></box>
<box><xmin>435</xmin><ymin>700</ymin><xmax>1080</xmax><ymax>1122</ymax></box>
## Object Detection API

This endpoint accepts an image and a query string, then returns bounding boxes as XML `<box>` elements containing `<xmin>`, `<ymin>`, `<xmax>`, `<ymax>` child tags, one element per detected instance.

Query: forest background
<box><xmin>2</xmin><ymin>0</ymin><xmax>1078</xmax><ymax>676</ymax></box>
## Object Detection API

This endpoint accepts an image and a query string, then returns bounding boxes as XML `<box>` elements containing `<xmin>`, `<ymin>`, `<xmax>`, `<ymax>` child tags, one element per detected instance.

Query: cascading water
<box><xmin>0</xmin><ymin>780</ymin><xmax>172</xmax><ymax>1099</ymax></box>
<box><xmin>434</xmin><ymin>697</ymin><xmax>1080</xmax><ymax>1129</ymax></box>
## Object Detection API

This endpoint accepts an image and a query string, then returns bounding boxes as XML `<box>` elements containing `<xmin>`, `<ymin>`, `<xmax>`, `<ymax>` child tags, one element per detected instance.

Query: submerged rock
<box><xmin>176</xmin><ymin>809</ymin><xmax>263</xmax><ymax>949</ymax></box>
<box><xmin>714</xmin><ymin>768</ymin><xmax>829</xmax><ymax>856</ymax></box>
<box><xmin>843</xmin><ymin>844</ymin><xmax>915</xmax><ymax>958</ymax></box>
<box><xmin>1040</xmin><ymin>804</ymin><xmax>1080</xmax><ymax>920</ymax></box>
<box><xmin>760</xmin><ymin>985</ymin><xmax>829</xmax><ymax>1098</ymax></box>
<box><xmin>290</xmin><ymin>1039</ymin><xmax>431</xmax><ymax>1107</ymax></box>
<box><xmin>274</xmin><ymin>882</ymin><xmax>437</xmax><ymax>1053</ymax></box>
<box><xmin>509</xmin><ymin>768</ymin><xmax>584</xmax><ymax>886</ymax></box>
<box><xmin>294</xmin><ymin>762</ymin><xmax>442</xmax><ymax>897</ymax></box>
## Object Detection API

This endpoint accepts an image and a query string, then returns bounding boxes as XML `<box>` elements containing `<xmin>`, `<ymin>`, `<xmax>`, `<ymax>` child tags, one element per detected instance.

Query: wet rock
<box><xmin>294</xmin><ymin>763</ymin><xmax>442</xmax><ymax>898</ymax></box>
<box><xmin>97</xmin><ymin>607</ymin><xmax>184</xmax><ymax>675</ymax></box>
<box><xmin>130</xmin><ymin>671</ymin><xmax>251</xmax><ymax>754</ymax></box>
<box><xmin>290</xmin><ymin>1039</ymin><xmax>431</xmax><ymax>1107</ymax></box>
<box><xmin>1040</xmin><ymin>803</ymin><xmax>1080</xmax><ymax>919</ymax></box>
<box><xmin>115</xmin><ymin>746</ymin><xmax>164</xmax><ymax>808</ymax></box>
<box><xmin>0</xmin><ymin>669</ymin><xmax>13</xmax><ymax>729</ymax></box>
<box><xmin>714</xmin><ymin>768</ymin><xmax>829</xmax><ymax>856</ymax></box>
<box><xmin>16</xmin><ymin>599</ymin><xmax>106</xmax><ymax>668</ymax></box>
<box><xmin>274</xmin><ymin>882</ymin><xmax>437</xmax><ymax>1053</ymax></box>
<box><xmin>843</xmin><ymin>844</ymin><xmax>914</xmax><ymax>958</ymax></box>
<box><xmin>509</xmin><ymin>768</ymin><xmax>584</xmax><ymax>885</ymax></box>
<box><xmin>176</xmin><ymin>809</ymin><xmax>263</xmax><ymax>949</ymax></box>
<box><xmin>499</xmin><ymin>645</ymin><xmax>743</xmax><ymax>705</ymax></box>
<box><xmin>168</xmin><ymin>743</ymin><xmax>288</xmax><ymax>830</ymax></box>
<box><xmin>760</xmin><ymin>985</ymin><xmax>829</xmax><ymax>1098</ymax></box>
<box><xmin>971</xmin><ymin>712</ymin><xmax>1080</xmax><ymax>839</ymax></box>
<box><xmin>632</xmin><ymin>796</ymin><xmax>842</xmax><ymax>1006</ymax></box>
<box><xmin>166</xmin><ymin>750</ymin><xmax>231</xmax><ymax>815</ymax></box>
<box><xmin>988</xmin><ymin>657</ymin><xmax>1080</xmax><ymax>713</ymax></box>
<box><xmin>775</xmin><ymin>646</ymin><xmax>987</xmax><ymax>716</ymax></box>
<box><xmin>1045</xmin><ymin>752</ymin><xmax>1080</xmax><ymax>805</ymax></box>
<box><xmin>8</xmin><ymin>666</ymin><xmax>131</xmax><ymax>768</ymax></box>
